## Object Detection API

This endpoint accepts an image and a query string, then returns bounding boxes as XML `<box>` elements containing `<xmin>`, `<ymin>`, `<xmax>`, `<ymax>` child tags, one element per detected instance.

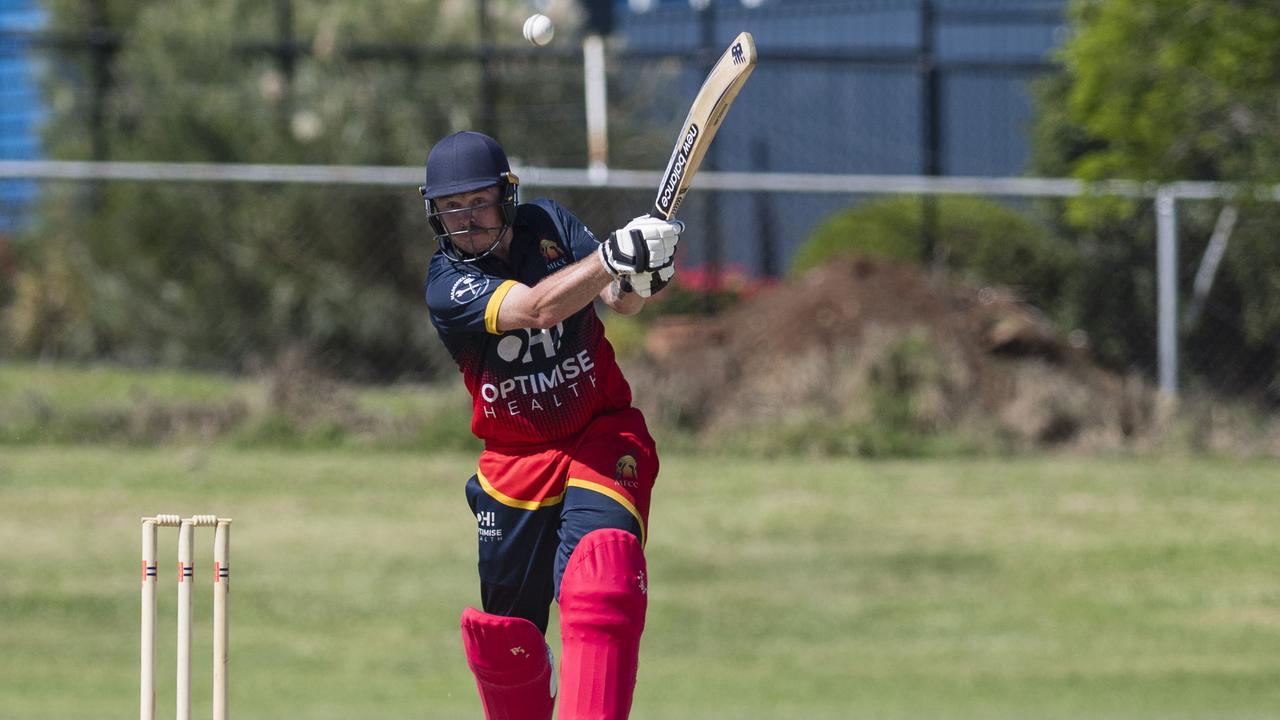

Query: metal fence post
<box><xmin>1156</xmin><ymin>186</ymin><xmax>1179</xmax><ymax>396</ymax></box>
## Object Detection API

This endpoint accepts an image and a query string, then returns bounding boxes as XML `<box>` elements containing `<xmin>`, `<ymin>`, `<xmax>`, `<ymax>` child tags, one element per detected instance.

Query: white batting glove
<box><xmin>627</xmin><ymin>263</ymin><xmax>675</xmax><ymax>298</ymax></box>
<box><xmin>599</xmin><ymin>215</ymin><xmax>683</xmax><ymax>278</ymax></box>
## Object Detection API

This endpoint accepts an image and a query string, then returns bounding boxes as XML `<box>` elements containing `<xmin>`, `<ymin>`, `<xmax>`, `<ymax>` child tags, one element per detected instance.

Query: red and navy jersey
<box><xmin>425</xmin><ymin>199</ymin><xmax>633</xmax><ymax>448</ymax></box>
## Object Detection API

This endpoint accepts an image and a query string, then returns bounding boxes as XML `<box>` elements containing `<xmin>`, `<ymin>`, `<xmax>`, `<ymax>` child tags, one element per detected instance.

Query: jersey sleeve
<box><xmin>426</xmin><ymin>260</ymin><xmax>518</xmax><ymax>336</ymax></box>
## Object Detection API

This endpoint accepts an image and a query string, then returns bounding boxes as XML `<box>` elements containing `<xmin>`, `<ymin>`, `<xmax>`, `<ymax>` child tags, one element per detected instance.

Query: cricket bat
<box><xmin>652</xmin><ymin>31</ymin><xmax>757</xmax><ymax>221</ymax></box>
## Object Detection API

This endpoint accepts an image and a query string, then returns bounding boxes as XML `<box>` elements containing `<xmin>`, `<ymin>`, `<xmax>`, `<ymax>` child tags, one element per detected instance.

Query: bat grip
<box><xmin>650</xmin><ymin>206</ymin><xmax>684</xmax><ymax>233</ymax></box>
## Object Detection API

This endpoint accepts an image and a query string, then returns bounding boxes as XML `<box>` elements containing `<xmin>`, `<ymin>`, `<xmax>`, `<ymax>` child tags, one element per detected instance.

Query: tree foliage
<box><xmin>6</xmin><ymin>0</ymin><xmax>607</xmax><ymax>380</ymax></box>
<box><xmin>1031</xmin><ymin>0</ymin><xmax>1280</xmax><ymax>398</ymax></box>
<box><xmin>1060</xmin><ymin>0</ymin><xmax>1280</xmax><ymax>185</ymax></box>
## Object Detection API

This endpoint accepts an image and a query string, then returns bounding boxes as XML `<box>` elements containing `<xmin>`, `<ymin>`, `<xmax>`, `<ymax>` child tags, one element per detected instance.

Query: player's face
<box><xmin>435</xmin><ymin>185</ymin><xmax>505</xmax><ymax>255</ymax></box>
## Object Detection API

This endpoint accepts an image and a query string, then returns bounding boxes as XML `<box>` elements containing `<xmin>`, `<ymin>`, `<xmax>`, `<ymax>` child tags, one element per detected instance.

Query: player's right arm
<box><xmin>494</xmin><ymin>255</ymin><xmax>615</xmax><ymax>331</ymax></box>
<box><xmin>494</xmin><ymin>214</ymin><xmax>681</xmax><ymax>331</ymax></box>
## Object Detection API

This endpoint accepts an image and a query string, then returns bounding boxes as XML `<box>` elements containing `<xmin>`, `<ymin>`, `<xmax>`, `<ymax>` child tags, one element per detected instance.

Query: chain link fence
<box><xmin>1</xmin><ymin>0</ymin><xmax>1278</xmax><ymax>453</ymax></box>
<box><xmin>5</xmin><ymin>167</ymin><xmax>1278</xmax><ymax>401</ymax></box>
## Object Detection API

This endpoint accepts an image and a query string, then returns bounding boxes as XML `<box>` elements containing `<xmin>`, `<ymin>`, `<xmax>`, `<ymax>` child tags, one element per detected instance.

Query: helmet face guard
<box><xmin>420</xmin><ymin>173</ymin><xmax>520</xmax><ymax>262</ymax></box>
<box><xmin>420</xmin><ymin>131</ymin><xmax>520</xmax><ymax>262</ymax></box>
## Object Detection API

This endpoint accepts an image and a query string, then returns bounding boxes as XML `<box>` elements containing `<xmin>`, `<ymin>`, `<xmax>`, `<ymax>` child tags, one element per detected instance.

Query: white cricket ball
<box><xmin>522</xmin><ymin>14</ymin><xmax>554</xmax><ymax>47</ymax></box>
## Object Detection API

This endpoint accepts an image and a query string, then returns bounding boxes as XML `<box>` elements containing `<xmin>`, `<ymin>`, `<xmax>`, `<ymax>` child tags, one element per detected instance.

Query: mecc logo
<box><xmin>658</xmin><ymin>124</ymin><xmax>699</xmax><ymax>213</ymax></box>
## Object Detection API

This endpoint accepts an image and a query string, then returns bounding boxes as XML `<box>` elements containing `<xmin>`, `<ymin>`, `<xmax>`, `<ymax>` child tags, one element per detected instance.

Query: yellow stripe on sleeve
<box><xmin>484</xmin><ymin>280</ymin><xmax>519</xmax><ymax>335</ymax></box>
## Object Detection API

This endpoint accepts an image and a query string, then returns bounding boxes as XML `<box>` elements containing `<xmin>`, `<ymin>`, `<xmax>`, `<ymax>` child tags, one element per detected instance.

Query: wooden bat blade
<box><xmin>652</xmin><ymin>31</ymin><xmax>757</xmax><ymax>221</ymax></box>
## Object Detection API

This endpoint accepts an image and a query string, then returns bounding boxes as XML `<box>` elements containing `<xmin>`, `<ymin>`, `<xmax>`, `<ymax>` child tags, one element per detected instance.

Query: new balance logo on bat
<box><xmin>658</xmin><ymin>124</ymin><xmax>699</xmax><ymax>214</ymax></box>
<box><xmin>732</xmin><ymin>42</ymin><xmax>746</xmax><ymax>65</ymax></box>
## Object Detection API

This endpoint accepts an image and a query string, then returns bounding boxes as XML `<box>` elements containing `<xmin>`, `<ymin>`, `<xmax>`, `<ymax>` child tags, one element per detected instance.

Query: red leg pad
<box><xmin>461</xmin><ymin>607</ymin><xmax>556</xmax><ymax>720</ymax></box>
<box><xmin>557</xmin><ymin>529</ymin><xmax>648</xmax><ymax>720</ymax></box>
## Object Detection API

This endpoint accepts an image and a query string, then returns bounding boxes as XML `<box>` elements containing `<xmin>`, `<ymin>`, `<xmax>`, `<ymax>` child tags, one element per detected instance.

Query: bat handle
<box><xmin>651</xmin><ymin>206</ymin><xmax>684</xmax><ymax>234</ymax></box>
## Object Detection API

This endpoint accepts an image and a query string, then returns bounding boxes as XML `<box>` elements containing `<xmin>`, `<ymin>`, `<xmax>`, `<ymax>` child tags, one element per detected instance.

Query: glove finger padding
<box><xmin>599</xmin><ymin>215</ymin><xmax>682</xmax><ymax>278</ymax></box>
<box><xmin>628</xmin><ymin>262</ymin><xmax>675</xmax><ymax>298</ymax></box>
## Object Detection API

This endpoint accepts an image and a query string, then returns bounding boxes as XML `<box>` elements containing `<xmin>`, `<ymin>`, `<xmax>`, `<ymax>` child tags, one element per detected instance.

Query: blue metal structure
<box><xmin>619</xmin><ymin>0</ymin><xmax>1068</xmax><ymax>274</ymax></box>
<box><xmin>0</xmin><ymin>0</ymin><xmax>44</xmax><ymax>233</ymax></box>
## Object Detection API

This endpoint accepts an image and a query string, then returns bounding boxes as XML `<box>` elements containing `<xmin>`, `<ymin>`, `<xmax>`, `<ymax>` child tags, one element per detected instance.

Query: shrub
<box><xmin>791</xmin><ymin>195</ymin><xmax>1076</xmax><ymax>311</ymax></box>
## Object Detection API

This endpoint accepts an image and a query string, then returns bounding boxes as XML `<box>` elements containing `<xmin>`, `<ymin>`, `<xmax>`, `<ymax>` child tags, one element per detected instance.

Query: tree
<box><xmin>1031</xmin><ymin>0</ymin><xmax>1280</xmax><ymax>399</ymax></box>
<box><xmin>8</xmin><ymin>0</ymin><xmax>596</xmax><ymax>380</ymax></box>
<box><xmin>1061</xmin><ymin>1</ymin><xmax>1280</xmax><ymax>185</ymax></box>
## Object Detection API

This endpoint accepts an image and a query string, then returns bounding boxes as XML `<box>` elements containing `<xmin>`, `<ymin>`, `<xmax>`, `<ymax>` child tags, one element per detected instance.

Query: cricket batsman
<box><xmin>419</xmin><ymin>131</ymin><xmax>681</xmax><ymax>719</ymax></box>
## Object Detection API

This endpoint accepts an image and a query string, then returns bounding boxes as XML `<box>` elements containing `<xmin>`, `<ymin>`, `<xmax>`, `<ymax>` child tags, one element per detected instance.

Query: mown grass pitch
<box><xmin>2</xmin><ymin>447</ymin><xmax>1279</xmax><ymax>719</ymax></box>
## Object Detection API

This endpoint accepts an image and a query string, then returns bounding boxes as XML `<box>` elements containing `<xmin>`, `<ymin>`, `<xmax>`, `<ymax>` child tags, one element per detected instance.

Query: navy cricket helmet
<box><xmin>422</xmin><ymin>131</ymin><xmax>515</xmax><ymax>199</ymax></box>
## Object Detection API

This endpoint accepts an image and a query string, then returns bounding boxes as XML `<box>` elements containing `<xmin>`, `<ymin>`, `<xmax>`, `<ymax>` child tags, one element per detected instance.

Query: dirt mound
<box><xmin>630</xmin><ymin>257</ymin><xmax>1162</xmax><ymax>454</ymax></box>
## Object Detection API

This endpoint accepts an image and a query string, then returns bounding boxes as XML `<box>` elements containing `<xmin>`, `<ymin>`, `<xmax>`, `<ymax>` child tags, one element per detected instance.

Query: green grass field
<box><xmin>2</xmin><ymin>446</ymin><xmax>1279</xmax><ymax>719</ymax></box>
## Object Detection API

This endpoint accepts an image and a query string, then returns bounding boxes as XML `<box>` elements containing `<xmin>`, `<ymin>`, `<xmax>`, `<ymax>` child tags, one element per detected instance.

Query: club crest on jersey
<box><xmin>614</xmin><ymin>454</ymin><xmax>638</xmax><ymax>487</ymax></box>
<box><xmin>450</xmin><ymin>275</ymin><xmax>489</xmax><ymax>305</ymax></box>
<box><xmin>539</xmin><ymin>238</ymin><xmax>567</xmax><ymax>268</ymax></box>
